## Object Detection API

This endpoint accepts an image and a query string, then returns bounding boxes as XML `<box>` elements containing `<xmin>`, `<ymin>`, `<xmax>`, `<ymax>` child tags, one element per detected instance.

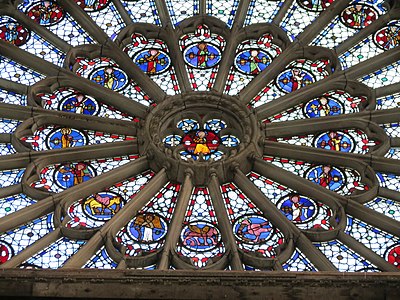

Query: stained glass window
<box><xmin>0</xmin><ymin>0</ymin><xmax>400</xmax><ymax>274</ymax></box>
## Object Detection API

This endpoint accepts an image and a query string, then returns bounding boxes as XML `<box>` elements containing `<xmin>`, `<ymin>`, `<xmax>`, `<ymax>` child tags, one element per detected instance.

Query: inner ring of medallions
<box><xmin>141</xmin><ymin>93</ymin><xmax>261</xmax><ymax>185</ymax></box>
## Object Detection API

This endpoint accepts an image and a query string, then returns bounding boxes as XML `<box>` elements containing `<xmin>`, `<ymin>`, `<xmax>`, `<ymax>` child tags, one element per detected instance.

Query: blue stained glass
<box><xmin>0</xmin><ymin>194</ymin><xmax>36</xmax><ymax>217</ymax></box>
<box><xmin>24</xmin><ymin>237</ymin><xmax>85</xmax><ymax>269</ymax></box>
<box><xmin>235</xmin><ymin>49</ymin><xmax>271</xmax><ymax>75</ymax></box>
<box><xmin>0</xmin><ymin>169</ymin><xmax>25</xmax><ymax>188</ymax></box>
<box><xmin>244</xmin><ymin>0</ymin><xmax>284</xmax><ymax>26</ymax></box>
<box><xmin>122</xmin><ymin>0</ymin><xmax>161</xmax><ymax>25</ymax></box>
<box><xmin>85</xmin><ymin>246</ymin><xmax>117</xmax><ymax>269</ymax></box>
<box><xmin>183</xmin><ymin>43</ymin><xmax>222</xmax><ymax>69</ymax></box>
<box><xmin>282</xmin><ymin>249</ymin><xmax>317</xmax><ymax>271</ymax></box>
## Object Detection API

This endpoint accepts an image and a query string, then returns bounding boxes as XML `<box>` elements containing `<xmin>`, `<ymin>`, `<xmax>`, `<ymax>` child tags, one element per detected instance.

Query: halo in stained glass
<box><xmin>0</xmin><ymin>0</ymin><xmax>399</xmax><ymax>274</ymax></box>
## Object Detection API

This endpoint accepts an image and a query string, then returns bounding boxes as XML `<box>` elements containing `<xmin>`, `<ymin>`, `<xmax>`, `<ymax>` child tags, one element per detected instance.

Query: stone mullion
<box><xmin>212</xmin><ymin>34</ymin><xmax>239</xmax><ymax>93</ymax></box>
<box><xmin>0</xmin><ymin>156</ymin><xmax>149</xmax><ymax>234</ymax></box>
<box><xmin>57</xmin><ymin>0</ymin><xmax>110</xmax><ymax>44</ymax></box>
<box><xmin>344</xmin><ymin>46</ymin><xmax>400</xmax><ymax>80</ymax></box>
<box><xmin>232</xmin><ymin>0</ymin><xmax>251</xmax><ymax>30</ymax></box>
<box><xmin>345</xmin><ymin>200</ymin><xmax>400</xmax><ymax>238</ymax></box>
<box><xmin>272</xmin><ymin>0</ymin><xmax>295</xmax><ymax>25</ymax></box>
<box><xmin>263</xmin><ymin>113</ymin><xmax>385</xmax><ymax>139</ymax></box>
<box><xmin>153</xmin><ymin>0</ymin><xmax>192</xmax><ymax>93</ymax></box>
<box><xmin>163</xmin><ymin>29</ymin><xmax>192</xmax><ymax>93</ymax></box>
<box><xmin>199</xmin><ymin>0</ymin><xmax>206</xmax><ymax>15</ymax></box>
<box><xmin>208</xmin><ymin>172</ymin><xmax>243</xmax><ymax>270</ymax></box>
<box><xmin>0</xmin><ymin>103</ymin><xmax>34</xmax><ymax>120</ymax></box>
<box><xmin>337</xmin><ymin>231</ymin><xmax>399</xmax><ymax>272</ymax></box>
<box><xmin>335</xmin><ymin>13</ymin><xmax>393</xmax><ymax>55</ymax></box>
<box><xmin>212</xmin><ymin>0</ymin><xmax>251</xmax><ymax>92</ymax></box>
<box><xmin>296</xmin><ymin>0</ymin><xmax>353</xmax><ymax>46</ymax></box>
<box><xmin>0</xmin><ymin>184</ymin><xmax>22</xmax><ymax>199</ymax></box>
<box><xmin>0</xmin><ymin>141</ymin><xmax>137</xmax><ymax>178</ymax></box>
<box><xmin>379</xmin><ymin>188</ymin><xmax>400</xmax><ymax>203</ymax></box>
<box><xmin>375</xmin><ymin>82</ymin><xmax>400</xmax><ymax>98</ymax></box>
<box><xmin>154</xmin><ymin>0</ymin><xmax>173</xmax><ymax>27</ymax></box>
<box><xmin>111</xmin><ymin>0</ymin><xmax>133</xmax><ymax>26</ymax></box>
<box><xmin>0</xmin><ymin>78</ymin><xmax>28</xmax><ymax>95</ymax></box>
<box><xmin>0</xmin><ymin>228</ymin><xmax>62</xmax><ymax>269</ymax></box>
<box><xmin>158</xmin><ymin>171</ymin><xmax>193</xmax><ymax>270</ymax></box>
<box><xmin>233</xmin><ymin>168</ymin><xmax>337</xmax><ymax>271</ymax></box>
<box><xmin>64</xmin><ymin>168</ymin><xmax>168</xmax><ymax>269</ymax></box>
<box><xmin>238</xmin><ymin>44</ymin><xmax>299</xmax><ymax>104</ymax></box>
<box><xmin>8</xmin><ymin>9</ymin><xmax>71</xmax><ymax>53</ymax></box>
<box><xmin>0</xmin><ymin>39</ymin><xmax>62</xmax><ymax>76</ymax></box>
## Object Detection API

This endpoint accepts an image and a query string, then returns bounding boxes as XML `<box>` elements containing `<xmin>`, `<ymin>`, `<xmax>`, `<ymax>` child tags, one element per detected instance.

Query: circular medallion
<box><xmin>127</xmin><ymin>213</ymin><xmax>168</xmax><ymax>243</ymax></box>
<box><xmin>133</xmin><ymin>49</ymin><xmax>171</xmax><ymax>75</ymax></box>
<box><xmin>183</xmin><ymin>42</ymin><xmax>221</xmax><ymax>68</ymax></box>
<box><xmin>0</xmin><ymin>240</ymin><xmax>13</xmax><ymax>264</ymax></box>
<box><xmin>163</xmin><ymin>134</ymin><xmax>182</xmax><ymax>147</ymax></box>
<box><xmin>59</xmin><ymin>94</ymin><xmax>99</xmax><ymax>115</ymax></box>
<box><xmin>181</xmin><ymin>222</ymin><xmax>221</xmax><ymax>251</ymax></box>
<box><xmin>204</xmin><ymin>119</ymin><xmax>226</xmax><ymax>133</ymax></box>
<box><xmin>82</xmin><ymin>192</ymin><xmax>125</xmax><ymax>221</ymax></box>
<box><xmin>46</xmin><ymin>127</ymin><xmax>88</xmax><ymax>149</ymax></box>
<box><xmin>0</xmin><ymin>22</ymin><xmax>30</xmax><ymax>46</ymax></box>
<box><xmin>314</xmin><ymin>131</ymin><xmax>355</xmax><ymax>152</ymax></box>
<box><xmin>233</xmin><ymin>215</ymin><xmax>273</xmax><ymax>244</ymax></box>
<box><xmin>305</xmin><ymin>165</ymin><xmax>346</xmax><ymax>192</ymax></box>
<box><xmin>385</xmin><ymin>244</ymin><xmax>400</xmax><ymax>268</ymax></box>
<box><xmin>182</xmin><ymin>130</ymin><xmax>220</xmax><ymax>155</ymax></box>
<box><xmin>27</xmin><ymin>1</ymin><xmax>65</xmax><ymax>26</ymax></box>
<box><xmin>74</xmin><ymin>0</ymin><xmax>110</xmax><ymax>12</ymax></box>
<box><xmin>89</xmin><ymin>66</ymin><xmax>129</xmax><ymax>91</ymax></box>
<box><xmin>54</xmin><ymin>162</ymin><xmax>96</xmax><ymax>189</ymax></box>
<box><xmin>303</xmin><ymin>96</ymin><xmax>343</xmax><ymax>118</ymax></box>
<box><xmin>297</xmin><ymin>0</ymin><xmax>334</xmax><ymax>12</ymax></box>
<box><xmin>234</xmin><ymin>49</ymin><xmax>272</xmax><ymax>75</ymax></box>
<box><xmin>276</xmin><ymin>68</ymin><xmax>315</xmax><ymax>93</ymax></box>
<box><xmin>221</xmin><ymin>135</ymin><xmax>240</xmax><ymax>147</ymax></box>
<box><xmin>373</xmin><ymin>21</ymin><xmax>400</xmax><ymax>50</ymax></box>
<box><xmin>340</xmin><ymin>4</ymin><xmax>378</xmax><ymax>29</ymax></box>
<box><xmin>177</xmin><ymin>119</ymin><xmax>200</xmax><ymax>133</ymax></box>
<box><xmin>277</xmin><ymin>194</ymin><xmax>318</xmax><ymax>223</ymax></box>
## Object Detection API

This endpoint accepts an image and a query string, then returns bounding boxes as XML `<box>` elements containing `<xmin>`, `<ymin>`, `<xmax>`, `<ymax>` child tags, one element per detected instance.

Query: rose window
<box><xmin>0</xmin><ymin>0</ymin><xmax>399</xmax><ymax>274</ymax></box>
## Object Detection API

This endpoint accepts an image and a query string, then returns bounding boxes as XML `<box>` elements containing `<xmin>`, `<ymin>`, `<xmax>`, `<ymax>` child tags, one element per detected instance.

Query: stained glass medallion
<box><xmin>0</xmin><ymin>0</ymin><xmax>399</xmax><ymax>274</ymax></box>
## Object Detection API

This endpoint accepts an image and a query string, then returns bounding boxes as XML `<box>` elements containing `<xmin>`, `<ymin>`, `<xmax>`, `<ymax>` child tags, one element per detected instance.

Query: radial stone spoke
<box><xmin>158</xmin><ymin>171</ymin><xmax>193</xmax><ymax>270</ymax></box>
<box><xmin>208</xmin><ymin>172</ymin><xmax>243</xmax><ymax>270</ymax></box>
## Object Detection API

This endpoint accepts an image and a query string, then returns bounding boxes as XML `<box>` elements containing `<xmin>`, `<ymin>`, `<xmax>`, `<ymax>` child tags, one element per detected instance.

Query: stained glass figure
<box><xmin>0</xmin><ymin>21</ymin><xmax>30</xmax><ymax>46</ymax></box>
<box><xmin>226</xmin><ymin>33</ymin><xmax>282</xmax><ymax>95</ymax></box>
<box><xmin>180</xmin><ymin>25</ymin><xmax>225</xmax><ymax>90</ymax></box>
<box><xmin>116</xmin><ymin>182</ymin><xmax>179</xmax><ymax>256</ymax></box>
<box><xmin>221</xmin><ymin>183</ymin><xmax>284</xmax><ymax>257</ymax></box>
<box><xmin>312</xmin><ymin>0</ymin><xmax>387</xmax><ymax>48</ymax></box>
<box><xmin>124</xmin><ymin>33</ymin><xmax>179</xmax><ymax>94</ymax></box>
<box><xmin>26</xmin><ymin>1</ymin><xmax>65</xmax><ymax>26</ymax></box>
<box><xmin>176</xmin><ymin>187</ymin><xmax>224</xmax><ymax>268</ymax></box>
<box><xmin>251</xmin><ymin>58</ymin><xmax>330</xmax><ymax>107</ymax></box>
<box><xmin>67</xmin><ymin>171</ymin><xmax>153</xmax><ymax>228</ymax></box>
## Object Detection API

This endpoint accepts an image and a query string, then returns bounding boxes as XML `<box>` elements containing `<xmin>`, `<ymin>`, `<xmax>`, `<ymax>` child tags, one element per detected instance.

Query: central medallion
<box><xmin>140</xmin><ymin>92</ymin><xmax>262</xmax><ymax>185</ymax></box>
